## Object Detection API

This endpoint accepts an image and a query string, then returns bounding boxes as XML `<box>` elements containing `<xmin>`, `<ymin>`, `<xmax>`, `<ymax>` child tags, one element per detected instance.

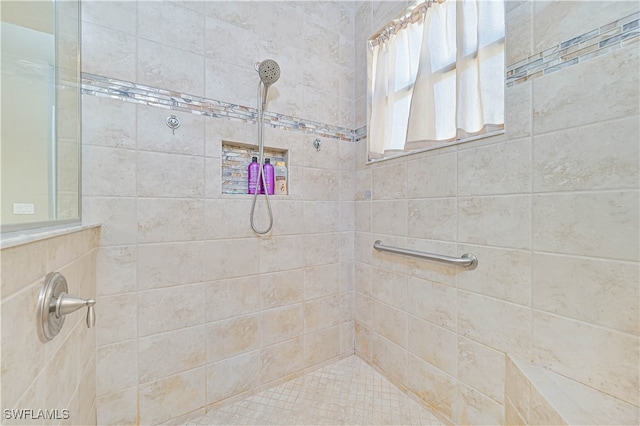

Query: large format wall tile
<box><xmin>82</xmin><ymin>22</ymin><xmax>136</xmax><ymax>81</ymax></box>
<box><xmin>260</xmin><ymin>269</ymin><xmax>304</xmax><ymax>310</ymax></box>
<box><xmin>506</xmin><ymin>2</ymin><xmax>532</xmax><ymax>65</ymax></box>
<box><xmin>84</xmin><ymin>197</ymin><xmax>137</xmax><ymax>246</ymax></box>
<box><xmin>372</xmin><ymin>300</ymin><xmax>407</xmax><ymax>348</ymax></box>
<box><xmin>408</xmin><ymin>316</ymin><xmax>457</xmax><ymax>376</ymax></box>
<box><xmin>260</xmin><ymin>337</ymin><xmax>304</xmax><ymax>385</ymax></box>
<box><xmin>533</xmin><ymin>116</ymin><xmax>640</xmax><ymax>192</ymax></box>
<box><xmin>372</xmin><ymin>162</ymin><xmax>407</xmax><ymax>200</ymax></box>
<box><xmin>372</xmin><ymin>333</ymin><xmax>407</xmax><ymax>385</ymax></box>
<box><xmin>137</xmin><ymin>151</ymin><xmax>205</xmax><ymax>198</ymax></box>
<box><xmin>204</xmin><ymin>199</ymin><xmax>257</xmax><ymax>239</ymax></box>
<box><xmin>458</xmin><ymin>195</ymin><xmax>531</xmax><ymax>249</ymax></box>
<box><xmin>406</xmin><ymin>354</ymin><xmax>456</xmax><ymax>421</ymax></box>
<box><xmin>96</xmin><ymin>292</ymin><xmax>137</xmax><ymax>346</ymax></box>
<box><xmin>82</xmin><ymin>95</ymin><xmax>136</xmax><ymax>149</ymax></box>
<box><xmin>206</xmin><ymin>276</ymin><xmax>261</xmax><ymax>322</ymax></box>
<box><xmin>137</xmin><ymin>1</ymin><xmax>205</xmax><ymax>55</ymax></box>
<box><xmin>137</xmin><ymin>198</ymin><xmax>205</xmax><ymax>243</ymax></box>
<box><xmin>1</xmin><ymin>283</ymin><xmax>46</xmax><ymax>408</ymax></box>
<box><xmin>82</xmin><ymin>1</ymin><xmax>136</xmax><ymax>34</ymax></box>
<box><xmin>407</xmin><ymin>152</ymin><xmax>456</xmax><ymax>199</ymax></box>
<box><xmin>96</xmin><ymin>340</ymin><xmax>137</xmax><ymax>396</ymax></box>
<box><xmin>138</xmin><ymin>38</ymin><xmax>205</xmax><ymax>96</ymax></box>
<box><xmin>533</xmin><ymin>45</ymin><xmax>639</xmax><ymax>134</ymax></box>
<box><xmin>304</xmin><ymin>263</ymin><xmax>340</xmax><ymax>300</ymax></box>
<box><xmin>457</xmin><ymin>138</ymin><xmax>531</xmax><ymax>196</ymax></box>
<box><xmin>372</xmin><ymin>200</ymin><xmax>408</xmax><ymax>236</ymax></box>
<box><xmin>83</xmin><ymin>146</ymin><xmax>136</xmax><ymax>197</ymax></box>
<box><xmin>533</xmin><ymin>253</ymin><xmax>639</xmax><ymax>334</ymax></box>
<box><xmin>206</xmin><ymin>351</ymin><xmax>261</xmax><ymax>404</ymax></box>
<box><xmin>533</xmin><ymin>191</ymin><xmax>639</xmax><ymax>261</ymax></box>
<box><xmin>533</xmin><ymin>311</ymin><xmax>639</xmax><ymax>405</ymax></box>
<box><xmin>407</xmin><ymin>198</ymin><xmax>456</xmax><ymax>241</ymax></box>
<box><xmin>303</xmin><ymin>201</ymin><xmax>341</xmax><ymax>234</ymax></box>
<box><xmin>458</xmin><ymin>291</ymin><xmax>531</xmax><ymax>358</ymax></box>
<box><xmin>138</xmin><ymin>326</ymin><xmax>206</xmax><ymax>383</ymax></box>
<box><xmin>457</xmin><ymin>244</ymin><xmax>531</xmax><ymax>306</ymax></box>
<box><xmin>138</xmin><ymin>284</ymin><xmax>206</xmax><ymax>337</ymax></box>
<box><xmin>205</xmin><ymin>315</ymin><xmax>260</xmax><ymax>363</ymax></box>
<box><xmin>406</xmin><ymin>238</ymin><xmax>458</xmax><ymax>287</ymax></box>
<box><xmin>304</xmin><ymin>295</ymin><xmax>340</xmax><ymax>332</ymax></box>
<box><xmin>138</xmin><ymin>367</ymin><xmax>206</xmax><ymax>425</ymax></box>
<box><xmin>205</xmin><ymin>59</ymin><xmax>257</xmax><ymax>109</ymax></box>
<box><xmin>407</xmin><ymin>276</ymin><xmax>456</xmax><ymax>332</ymax></box>
<box><xmin>304</xmin><ymin>326</ymin><xmax>341</xmax><ymax>367</ymax></box>
<box><xmin>458</xmin><ymin>336</ymin><xmax>505</xmax><ymax>404</ymax></box>
<box><xmin>137</xmin><ymin>242</ymin><xmax>205</xmax><ymax>290</ymax></box>
<box><xmin>136</xmin><ymin>106</ymin><xmax>206</xmax><ymax>156</ymax></box>
<box><xmin>1</xmin><ymin>241</ymin><xmax>46</xmax><ymax>299</ymax></box>
<box><xmin>303</xmin><ymin>233</ymin><xmax>341</xmax><ymax>267</ymax></box>
<box><xmin>371</xmin><ymin>266</ymin><xmax>407</xmax><ymax>310</ymax></box>
<box><xmin>96</xmin><ymin>387</ymin><xmax>137</xmax><ymax>425</ymax></box>
<box><xmin>261</xmin><ymin>304</ymin><xmax>304</xmax><ymax>346</ymax></box>
<box><xmin>455</xmin><ymin>383</ymin><xmax>504</xmax><ymax>426</ymax></box>
<box><xmin>532</xmin><ymin>1</ymin><xmax>640</xmax><ymax>52</ymax></box>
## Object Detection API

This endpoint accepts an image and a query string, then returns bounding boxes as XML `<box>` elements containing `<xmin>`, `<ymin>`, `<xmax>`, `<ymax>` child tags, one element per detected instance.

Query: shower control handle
<box><xmin>37</xmin><ymin>272</ymin><xmax>97</xmax><ymax>342</ymax></box>
<box><xmin>55</xmin><ymin>293</ymin><xmax>96</xmax><ymax>328</ymax></box>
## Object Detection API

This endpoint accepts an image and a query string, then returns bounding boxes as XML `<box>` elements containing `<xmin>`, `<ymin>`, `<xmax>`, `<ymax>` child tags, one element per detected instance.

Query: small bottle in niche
<box><xmin>248</xmin><ymin>156</ymin><xmax>259</xmax><ymax>194</ymax></box>
<box><xmin>274</xmin><ymin>161</ymin><xmax>288</xmax><ymax>195</ymax></box>
<box><xmin>263</xmin><ymin>158</ymin><xmax>275</xmax><ymax>195</ymax></box>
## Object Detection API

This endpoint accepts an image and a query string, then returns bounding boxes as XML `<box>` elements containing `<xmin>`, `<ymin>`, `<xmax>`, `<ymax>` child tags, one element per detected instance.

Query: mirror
<box><xmin>1</xmin><ymin>0</ymin><xmax>81</xmax><ymax>232</ymax></box>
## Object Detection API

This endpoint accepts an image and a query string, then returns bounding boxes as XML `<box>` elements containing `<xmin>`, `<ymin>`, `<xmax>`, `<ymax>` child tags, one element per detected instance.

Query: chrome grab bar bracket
<box><xmin>373</xmin><ymin>240</ymin><xmax>478</xmax><ymax>270</ymax></box>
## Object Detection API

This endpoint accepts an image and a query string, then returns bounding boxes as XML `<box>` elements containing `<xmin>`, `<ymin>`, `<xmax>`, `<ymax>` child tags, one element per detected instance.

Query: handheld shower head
<box><xmin>251</xmin><ymin>59</ymin><xmax>281</xmax><ymax>235</ymax></box>
<box><xmin>256</xmin><ymin>59</ymin><xmax>280</xmax><ymax>88</ymax></box>
<box><xmin>256</xmin><ymin>59</ymin><xmax>280</xmax><ymax>110</ymax></box>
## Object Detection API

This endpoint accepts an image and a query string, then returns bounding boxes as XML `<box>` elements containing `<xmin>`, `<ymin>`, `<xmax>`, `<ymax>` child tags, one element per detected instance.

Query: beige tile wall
<box><xmin>78</xmin><ymin>0</ymin><xmax>639</xmax><ymax>424</ymax></box>
<box><xmin>0</xmin><ymin>227</ymin><xmax>99</xmax><ymax>425</ymax></box>
<box><xmin>354</xmin><ymin>1</ymin><xmax>639</xmax><ymax>424</ymax></box>
<box><xmin>81</xmin><ymin>2</ymin><xmax>355</xmax><ymax>424</ymax></box>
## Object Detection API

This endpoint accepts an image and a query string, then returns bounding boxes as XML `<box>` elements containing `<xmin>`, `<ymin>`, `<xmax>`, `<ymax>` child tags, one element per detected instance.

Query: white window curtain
<box><xmin>368</xmin><ymin>0</ymin><xmax>505</xmax><ymax>160</ymax></box>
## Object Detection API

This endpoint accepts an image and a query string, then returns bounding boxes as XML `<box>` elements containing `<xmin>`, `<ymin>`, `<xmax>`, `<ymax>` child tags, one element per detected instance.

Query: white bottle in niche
<box><xmin>274</xmin><ymin>161</ymin><xmax>288</xmax><ymax>195</ymax></box>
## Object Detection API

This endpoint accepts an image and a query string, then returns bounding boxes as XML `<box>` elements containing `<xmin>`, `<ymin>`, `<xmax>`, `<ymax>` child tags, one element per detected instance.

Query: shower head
<box><xmin>256</xmin><ymin>59</ymin><xmax>280</xmax><ymax>88</ymax></box>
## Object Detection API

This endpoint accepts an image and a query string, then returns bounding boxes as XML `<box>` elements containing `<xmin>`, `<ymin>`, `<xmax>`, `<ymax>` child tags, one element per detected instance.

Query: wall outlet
<box><xmin>13</xmin><ymin>203</ymin><xmax>35</xmax><ymax>214</ymax></box>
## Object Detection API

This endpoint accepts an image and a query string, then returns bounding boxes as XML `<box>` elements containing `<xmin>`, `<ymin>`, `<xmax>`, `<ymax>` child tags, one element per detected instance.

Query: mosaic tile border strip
<box><xmin>506</xmin><ymin>11</ymin><xmax>639</xmax><ymax>87</ymax></box>
<box><xmin>81</xmin><ymin>73</ymin><xmax>357</xmax><ymax>142</ymax></box>
<box><xmin>354</xmin><ymin>125</ymin><xmax>368</xmax><ymax>143</ymax></box>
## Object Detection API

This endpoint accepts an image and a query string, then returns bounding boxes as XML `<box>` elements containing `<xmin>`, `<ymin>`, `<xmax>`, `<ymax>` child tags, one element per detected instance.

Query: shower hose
<box><xmin>249</xmin><ymin>80</ymin><xmax>274</xmax><ymax>234</ymax></box>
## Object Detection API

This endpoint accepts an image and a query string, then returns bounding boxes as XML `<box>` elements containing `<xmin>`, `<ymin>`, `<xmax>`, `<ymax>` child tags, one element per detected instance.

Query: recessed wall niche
<box><xmin>221</xmin><ymin>141</ymin><xmax>288</xmax><ymax>194</ymax></box>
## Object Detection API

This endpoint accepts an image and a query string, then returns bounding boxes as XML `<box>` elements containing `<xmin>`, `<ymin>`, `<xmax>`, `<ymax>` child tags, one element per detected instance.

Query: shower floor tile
<box><xmin>178</xmin><ymin>355</ymin><xmax>444</xmax><ymax>426</ymax></box>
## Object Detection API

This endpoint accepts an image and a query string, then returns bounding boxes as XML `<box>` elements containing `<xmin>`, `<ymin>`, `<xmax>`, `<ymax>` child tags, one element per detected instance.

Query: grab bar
<box><xmin>373</xmin><ymin>240</ymin><xmax>478</xmax><ymax>270</ymax></box>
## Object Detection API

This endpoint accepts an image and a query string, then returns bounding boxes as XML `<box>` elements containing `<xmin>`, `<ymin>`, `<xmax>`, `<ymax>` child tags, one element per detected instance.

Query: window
<box><xmin>367</xmin><ymin>0</ymin><xmax>505</xmax><ymax>161</ymax></box>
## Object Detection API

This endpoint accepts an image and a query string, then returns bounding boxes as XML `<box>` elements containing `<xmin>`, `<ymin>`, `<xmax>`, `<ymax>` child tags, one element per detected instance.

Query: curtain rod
<box><xmin>369</xmin><ymin>0</ymin><xmax>446</xmax><ymax>47</ymax></box>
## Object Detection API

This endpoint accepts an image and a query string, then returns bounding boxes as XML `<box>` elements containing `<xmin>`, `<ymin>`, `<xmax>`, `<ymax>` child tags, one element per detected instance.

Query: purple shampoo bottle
<box><xmin>248</xmin><ymin>156</ymin><xmax>260</xmax><ymax>194</ymax></box>
<box><xmin>263</xmin><ymin>158</ymin><xmax>275</xmax><ymax>195</ymax></box>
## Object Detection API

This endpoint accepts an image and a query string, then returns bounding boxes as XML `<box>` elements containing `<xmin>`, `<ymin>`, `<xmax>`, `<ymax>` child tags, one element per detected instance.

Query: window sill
<box><xmin>365</xmin><ymin>129</ymin><xmax>505</xmax><ymax>164</ymax></box>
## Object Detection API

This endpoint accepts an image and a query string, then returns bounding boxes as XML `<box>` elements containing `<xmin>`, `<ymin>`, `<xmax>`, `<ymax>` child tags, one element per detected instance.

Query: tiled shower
<box><xmin>1</xmin><ymin>1</ymin><xmax>638</xmax><ymax>425</ymax></box>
